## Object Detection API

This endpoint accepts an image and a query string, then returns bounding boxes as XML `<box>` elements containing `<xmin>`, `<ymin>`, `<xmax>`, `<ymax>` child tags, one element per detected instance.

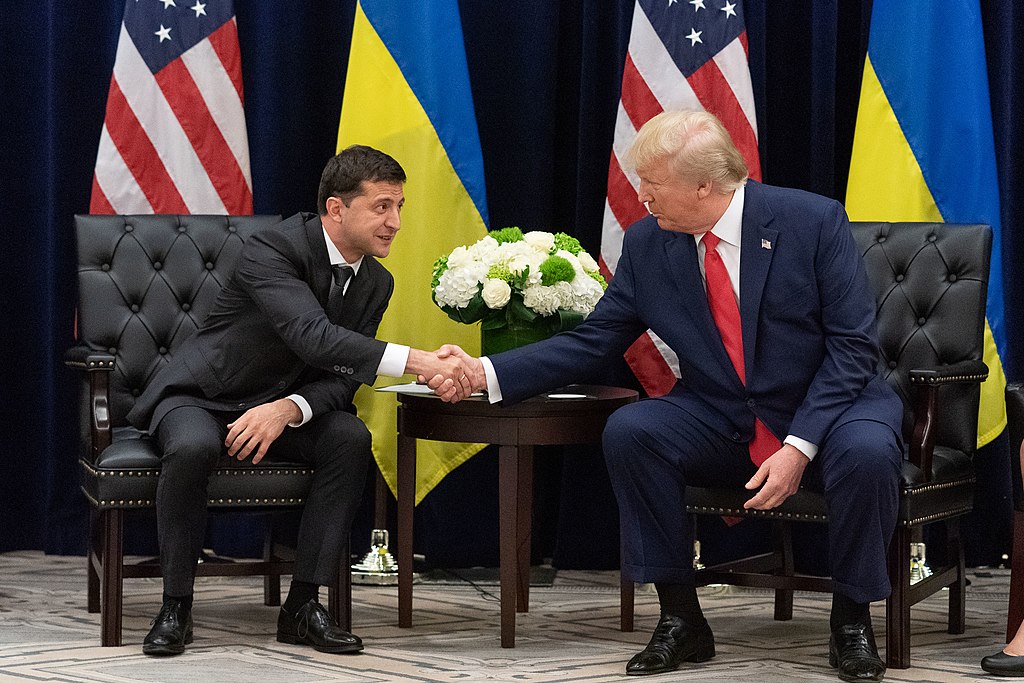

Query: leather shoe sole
<box><xmin>625</xmin><ymin>644</ymin><xmax>714</xmax><ymax>676</ymax></box>
<box><xmin>276</xmin><ymin>632</ymin><xmax>363</xmax><ymax>654</ymax></box>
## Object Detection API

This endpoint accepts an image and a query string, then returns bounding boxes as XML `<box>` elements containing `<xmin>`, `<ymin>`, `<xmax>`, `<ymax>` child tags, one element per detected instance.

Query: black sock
<box><xmin>654</xmin><ymin>583</ymin><xmax>705</xmax><ymax>624</ymax></box>
<box><xmin>283</xmin><ymin>580</ymin><xmax>320</xmax><ymax>614</ymax></box>
<box><xmin>831</xmin><ymin>593</ymin><xmax>871</xmax><ymax>630</ymax></box>
<box><xmin>163</xmin><ymin>593</ymin><xmax>193</xmax><ymax>610</ymax></box>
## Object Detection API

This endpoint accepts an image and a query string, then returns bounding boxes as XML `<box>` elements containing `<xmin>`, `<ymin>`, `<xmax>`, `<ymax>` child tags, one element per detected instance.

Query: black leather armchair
<box><xmin>1006</xmin><ymin>384</ymin><xmax>1024</xmax><ymax>641</ymax></box>
<box><xmin>66</xmin><ymin>214</ymin><xmax>351</xmax><ymax>646</ymax></box>
<box><xmin>619</xmin><ymin>222</ymin><xmax>992</xmax><ymax>669</ymax></box>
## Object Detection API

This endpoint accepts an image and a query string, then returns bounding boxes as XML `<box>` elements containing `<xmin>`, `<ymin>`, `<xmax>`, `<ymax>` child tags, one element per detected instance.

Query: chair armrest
<box><xmin>905</xmin><ymin>359</ymin><xmax>988</xmax><ymax>482</ymax></box>
<box><xmin>908</xmin><ymin>359</ymin><xmax>988</xmax><ymax>386</ymax></box>
<box><xmin>65</xmin><ymin>345</ymin><xmax>114</xmax><ymax>458</ymax></box>
<box><xmin>1008</xmin><ymin>384</ymin><xmax>1024</xmax><ymax>511</ymax></box>
<box><xmin>64</xmin><ymin>345</ymin><xmax>116</xmax><ymax>371</ymax></box>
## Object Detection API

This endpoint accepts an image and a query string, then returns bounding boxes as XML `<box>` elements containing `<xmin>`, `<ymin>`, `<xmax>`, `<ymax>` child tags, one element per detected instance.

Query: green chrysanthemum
<box><xmin>487</xmin><ymin>262</ymin><xmax>514</xmax><ymax>283</ymax></box>
<box><xmin>538</xmin><ymin>255</ymin><xmax>575</xmax><ymax>286</ymax></box>
<box><xmin>490</xmin><ymin>227</ymin><xmax>525</xmax><ymax>244</ymax></box>
<box><xmin>431</xmin><ymin>255</ymin><xmax>449</xmax><ymax>290</ymax></box>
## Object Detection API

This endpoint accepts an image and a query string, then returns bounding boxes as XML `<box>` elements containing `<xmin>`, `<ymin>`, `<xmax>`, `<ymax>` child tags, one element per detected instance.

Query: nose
<box><xmin>636</xmin><ymin>180</ymin><xmax>652</xmax><ymax>204</ymax></box>
<box><xmin>386</xmin><ymin>206</ymin><xmax>401</xmax><ymax>230</ymax></box>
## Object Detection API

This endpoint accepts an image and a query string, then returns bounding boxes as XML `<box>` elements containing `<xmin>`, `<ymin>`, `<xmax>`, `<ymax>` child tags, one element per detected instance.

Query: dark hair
<box><xmin>317</xmin><ymin>145</ymin><xmax>406</xmax><ymax>214</ymax></box>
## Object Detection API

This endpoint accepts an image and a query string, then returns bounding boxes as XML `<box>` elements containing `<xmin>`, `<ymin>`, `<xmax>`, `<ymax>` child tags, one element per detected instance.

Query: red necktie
<box><xmin>702</xmin><ymin>232</ymin><xmax>780</xmax><ymax>466</ymax></box>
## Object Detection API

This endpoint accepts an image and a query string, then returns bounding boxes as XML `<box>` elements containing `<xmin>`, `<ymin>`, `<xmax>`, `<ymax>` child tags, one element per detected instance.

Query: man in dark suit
<box><xmin>436</xmin><ymin>112</ymin><xmax>902</xmax><ymax>681</ymax></box>
<box><xmin>129</xmin><ymin>145</ymin><xmax>471</xmax><ymax>657</ymax></box>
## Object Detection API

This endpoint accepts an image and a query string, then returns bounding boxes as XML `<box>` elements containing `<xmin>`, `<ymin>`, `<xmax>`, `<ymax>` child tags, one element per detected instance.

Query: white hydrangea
<box><xmin>446</xmin><ymin>245</ymin><xmax>475</xmax><ymax>270</ymax></box>
<box><xmin>468</xmin><ymin>235</ymin><xmax>500</xmax><ymax>262</ymax></box>
<box><xmin>554</xmin><ymin>249</ymin><xmax>582</xmax><ymax>273</ymax></box>
<box><xmin>481</xmin><ymin>278</ymin><xmax>512</xmax><ymax>309</ymax></box>
<box><xmin>522</xmin><ymin>284</ymin><xmax>561</xmax><ymax>316</ymax></box>
<box><xmin>434</xmin><ymin>261</ymin><xmax>487</xmax><ymax>308</ymax></box>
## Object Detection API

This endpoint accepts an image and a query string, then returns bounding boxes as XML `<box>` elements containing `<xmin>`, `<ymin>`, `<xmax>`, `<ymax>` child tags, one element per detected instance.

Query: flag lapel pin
<box><xmin>761</xmin><ymin>238</ymin><xmax>772</xmax><ymax>250</ymax></box>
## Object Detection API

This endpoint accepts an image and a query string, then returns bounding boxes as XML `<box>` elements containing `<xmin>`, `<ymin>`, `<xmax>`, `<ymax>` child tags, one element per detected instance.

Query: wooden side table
<box><xmin>395</xmin><ymin>385</ymin><xmax>638</xmax><ymax>647</ymax></box>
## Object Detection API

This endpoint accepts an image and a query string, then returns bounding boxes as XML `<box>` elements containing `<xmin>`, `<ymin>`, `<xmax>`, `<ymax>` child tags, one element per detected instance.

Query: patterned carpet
<box><xmin>0</xmin><ymin>551</ymin><xmax>1013</xmax><ymax>682</ymax></box>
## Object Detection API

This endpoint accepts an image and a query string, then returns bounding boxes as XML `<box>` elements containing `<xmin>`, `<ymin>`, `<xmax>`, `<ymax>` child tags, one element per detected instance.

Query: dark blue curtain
<box><xmin>2</xmin><ymin>0</ymin><xmax>1020</xmax><ymax>569</ymax></box>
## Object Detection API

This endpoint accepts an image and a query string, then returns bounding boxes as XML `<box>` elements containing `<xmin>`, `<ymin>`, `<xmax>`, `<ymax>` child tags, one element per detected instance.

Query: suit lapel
<box><xmin>738</xmin><ymin>181</ymin><xmax>778</xmax><ymax>369</ymax></box>
<box><xmin>304</xmin><ymin>214</ymin><xmax>334</xmax><ymax>307</ymax></box>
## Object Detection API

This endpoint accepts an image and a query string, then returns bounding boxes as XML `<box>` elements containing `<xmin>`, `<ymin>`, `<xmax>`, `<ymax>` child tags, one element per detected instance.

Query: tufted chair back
<box><xmin>851</xmin><ymin>222</ymin><xmax>990</xmax><ymax>458</ymax></box>
<box><xmin>74</xmin><ymin>214</ymin><xmax>281</xmax><ymax>427</ymax></box>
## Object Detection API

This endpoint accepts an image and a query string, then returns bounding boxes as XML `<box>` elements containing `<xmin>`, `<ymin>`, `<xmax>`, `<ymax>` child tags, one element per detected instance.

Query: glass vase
<box><xmin>480</xmin><ymin>316</ymin><xmax>556</xmax><ymax>356</ymax></box>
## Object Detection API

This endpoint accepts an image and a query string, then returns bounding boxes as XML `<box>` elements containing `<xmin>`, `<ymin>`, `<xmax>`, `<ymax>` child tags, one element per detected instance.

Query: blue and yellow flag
<box><xmin>847</xmin><ymin>0</ymin><xmax>1006</xmax><ymax>447</ymax></box>
<box><xmin>339</xmin><ymin>0</ymin><xmax>489</xmax><ymax>503</ymax></box>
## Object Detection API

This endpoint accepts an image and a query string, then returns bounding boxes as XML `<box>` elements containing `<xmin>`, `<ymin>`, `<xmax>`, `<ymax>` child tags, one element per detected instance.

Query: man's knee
<box><xmin>823</xmin><ymin>421</ymin><xmax>901</xmax><ymax>492</ymax></box>
<box><xmin>603</xmin><ymin>403</ymin><xmax>650</xmax><ymax>462</ymax></box>
<box><xmin>315</xmin><ymin>411</ymin><xmax>373</xmax><ymax>464</ymax></box>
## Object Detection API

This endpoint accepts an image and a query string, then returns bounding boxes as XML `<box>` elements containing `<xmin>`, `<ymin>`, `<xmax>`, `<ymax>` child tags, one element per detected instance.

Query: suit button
<box><xmin>333</xmin><ymin>365</ymin><xmax>341</xmax><ymax>372</ymax></box>
<box><xmin>746</xmin><ymin>399</ymin><xmax>756</xmax><ymax>408</ymax></box>
<box><xmin>732</xmin><ymin>432</ymin><xmax>741</xmax><ymax>441</ymax></box>
<box><xmin>277</xmin><ymin>381</ymin><xmax>286</xmax><ymax>389</ymax></box>
<box><xmin>237</xmin><ymin>403</ymin><xmax>245</xmax><ymax>409</ymax></box>
<box><xmin>347</xmin><ymin>368</ymin><xmax>354</xmax><ymax>375</ymax></box>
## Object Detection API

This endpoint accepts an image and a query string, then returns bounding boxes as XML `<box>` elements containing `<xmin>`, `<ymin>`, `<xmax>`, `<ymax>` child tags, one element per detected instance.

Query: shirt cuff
<box><xmin>286</xmin><ymin>394</ymin><xmax>312</xmax><ymax>427</ymax></box>
<box><xmin>784</xmin><ymin>435</ymin><xmax>817</xmax><ymax>461</ymax></box>
<box><xmin>480</xmin><ymin>357</ymin><xmax>502</xmax><ymax>404</ymax></box>
<box><xmin>377</xmin><ymin>343</ymin><xmax>410</xmax><ymax>378</ymax></box>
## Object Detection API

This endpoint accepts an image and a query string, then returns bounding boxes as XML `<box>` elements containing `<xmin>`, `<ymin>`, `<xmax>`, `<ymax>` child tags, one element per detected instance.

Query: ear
<box><xmin>324</xmin><ymin>196</ymin><xmax>346</xmax><ymax>225</ymax></box>
<box><xmin>696</xmin><ymin>180</ymin><xmax>714</xmax><ymax>199</ymax></box>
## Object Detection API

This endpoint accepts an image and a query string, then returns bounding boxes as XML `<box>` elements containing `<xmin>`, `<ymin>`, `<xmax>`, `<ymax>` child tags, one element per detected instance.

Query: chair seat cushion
<box><xmin>80</xmin><ymin>427</ymin><xmax>317</xmax><ymax>510</ymax></box>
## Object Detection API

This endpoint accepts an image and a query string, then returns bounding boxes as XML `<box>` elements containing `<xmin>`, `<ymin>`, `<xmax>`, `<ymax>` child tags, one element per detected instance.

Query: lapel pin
<box><xmin>761</xmin><ymin>238</ymin><xmax>772</xmax><ymax>250</ymax></box>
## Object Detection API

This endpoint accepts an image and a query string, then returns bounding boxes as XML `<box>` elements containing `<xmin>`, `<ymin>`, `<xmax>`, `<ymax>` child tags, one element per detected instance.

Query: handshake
<box><xmin>406</xmin><ymin>344</ymin><xmax>487</xmax><ymax>403</ymax></box>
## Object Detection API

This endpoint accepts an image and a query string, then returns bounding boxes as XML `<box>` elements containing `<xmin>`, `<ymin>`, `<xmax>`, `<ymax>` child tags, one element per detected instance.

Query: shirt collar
<box><xmin>322</xmin><ymin>223</ymin><xmax>363</xmax><ymax>275</ymax></box>
<box><xmin>696</xmin><ymin>183</ymin><xmax>745</xmax><ymax>248</ymax></box>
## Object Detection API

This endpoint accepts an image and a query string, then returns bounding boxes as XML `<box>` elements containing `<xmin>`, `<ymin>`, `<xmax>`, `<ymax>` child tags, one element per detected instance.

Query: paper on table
<box><xmin>376</xmin><ymin>382</ymin><xmax>485</xmax><ymax>397</ymax></box>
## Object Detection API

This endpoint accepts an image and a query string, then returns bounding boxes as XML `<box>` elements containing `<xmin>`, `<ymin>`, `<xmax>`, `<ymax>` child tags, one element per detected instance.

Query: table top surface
<box><xmin>396</xmin><ymin>384</ymin><xmax>638</xmax><ymax>419</ymax></box>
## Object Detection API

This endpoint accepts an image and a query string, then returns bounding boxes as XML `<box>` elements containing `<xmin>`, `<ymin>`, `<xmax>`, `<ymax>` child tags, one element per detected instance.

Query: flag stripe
<box><xmin>89</xmin><ymin>174</ymin><xmax>117</xmax><ymax>215</ymax></box>
<box><xmin>93</xmin><ymin>124</ymin><xmax>157</xmax><ymax>214</ymax></box>
<box><xmin>180</xmin><ymin>37</ymin><xmax>252</xmax><ymax>192</ymax></box>
<box><xmin>103</xmin><ymin>80</ymin><xmax>189</xmax><ymax>213</ymax></box>
<box><xmin>155</xmin><ymin>58</ymin><xmax>252</xmax><ymax>213</ymax></box>
<box><xmin>607</xmin><ymin>154</ymin><xmax>648</xmax><ymax>231</ymax></box>
<box><xmin>621</xmin><ymin>53</ymin><xmax>664</xmax><ymax>130</ymax></box>
<box><xmin>206</xmin><ymin>19</ymin><xmax>245</xmax><ymax>105</ymax></box>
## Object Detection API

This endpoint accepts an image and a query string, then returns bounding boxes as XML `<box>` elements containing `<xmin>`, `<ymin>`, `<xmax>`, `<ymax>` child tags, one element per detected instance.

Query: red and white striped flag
<box><xmin>90</xmin><ymin>0</ymin><xmax>252</xmax><ymax>215</ymax></box>
<box><xmin>601</xmin><ymin>0</ymin><xmax>760</xmax><ymax>396</ymax></box>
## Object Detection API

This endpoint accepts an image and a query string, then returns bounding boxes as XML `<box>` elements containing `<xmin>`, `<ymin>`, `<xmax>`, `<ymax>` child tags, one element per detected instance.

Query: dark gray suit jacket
<box><xmin>128</xmin><ymin>212</ymin><xmax>393</xmax><ymax>433</ymax></box>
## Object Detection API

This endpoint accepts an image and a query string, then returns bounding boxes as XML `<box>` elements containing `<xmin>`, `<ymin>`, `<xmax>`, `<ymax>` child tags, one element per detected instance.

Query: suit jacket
<box><xmin>491</xmin><ymin>180</ymin><xmax>903</xmax><ymax>449</ymax></box>
<box><xmin>128</xmin><ymin>212</ymin><xmax>393</xmax><ymax>433</ymax></box>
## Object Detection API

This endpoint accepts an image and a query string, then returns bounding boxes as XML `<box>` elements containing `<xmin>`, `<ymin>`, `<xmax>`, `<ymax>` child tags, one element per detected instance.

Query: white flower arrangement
<box><xmin>431</xmin><ymin>227</ymin><xmax>608</xmax><ymax>336</ymax></box>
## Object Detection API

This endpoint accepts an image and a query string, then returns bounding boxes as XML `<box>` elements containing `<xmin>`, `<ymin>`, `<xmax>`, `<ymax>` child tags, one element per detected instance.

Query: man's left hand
<box><xmin>225</xmin><ymin>398</ymin><xmax>301</xmax><ymax>465</ymax></box>
<box><xmin>742</xmin><ymin>444</ymin><xmax>809</xmax><ymax>510</ymax></box>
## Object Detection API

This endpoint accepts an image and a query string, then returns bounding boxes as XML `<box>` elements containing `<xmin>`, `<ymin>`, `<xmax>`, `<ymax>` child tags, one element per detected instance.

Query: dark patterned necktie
<box><xmin>327</xmin><ymin>264</ymin><xmax>354</xmax><ymax>323</ymax></box>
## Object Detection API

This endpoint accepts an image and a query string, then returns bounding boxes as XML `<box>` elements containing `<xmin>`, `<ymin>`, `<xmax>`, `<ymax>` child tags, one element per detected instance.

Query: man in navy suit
<box><xmin>436</xmin><ymin>111</ymin><xmax>902</xmax><ymax>681</ymax></box>
<box><xmin>130</xmin><ymin>146</ymin><xmax>472</xmax><ymax>657</ymax></box>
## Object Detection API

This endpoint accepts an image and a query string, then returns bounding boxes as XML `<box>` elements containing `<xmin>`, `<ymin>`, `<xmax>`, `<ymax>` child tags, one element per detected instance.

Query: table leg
<box><xmin>397</xmin><ymin>433</ymin><xmax>416</xmax><ymax>628</ymax></box>
<box><xmin>516</xmin><ymin>446</ymin><xmax>533</xmax><ymax>613</ymax></box>
<box><xmin>498</xmin><ymin>444</ymin><xmax>518</xmax><ymax>647</ymax></box>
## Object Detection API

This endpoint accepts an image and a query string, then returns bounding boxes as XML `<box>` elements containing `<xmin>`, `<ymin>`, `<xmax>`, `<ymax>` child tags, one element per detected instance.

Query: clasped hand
<box><xmin>742</xmin><ymin>443</ymin><xmax>809</xmax><ymax>510</ymax></box>
<box><xmin>416</xmin><ymin>344</ymin><xmax>485</xmax><ymax>403</ymax></box>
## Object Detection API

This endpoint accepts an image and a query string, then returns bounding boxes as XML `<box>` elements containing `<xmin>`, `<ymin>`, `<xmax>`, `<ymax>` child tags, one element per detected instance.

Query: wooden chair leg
<box><xmin>328</xmin><ymin>537</ymin><xmax>352</xmax><ymax>632</ymax></box>
<box><xmin>885</xmin><ymin>525</ymin><xmax>911</xmax><ymax>669</ymax></box>
<box><xmin>100</xmin><ymin>508</ymin><xmax>125</xmax><ymax>647</ymax></box>
<box><xmin>773</xmin><ymin>520</ymin><xmax>794</xmax><ymax>621</ymax></box>
<box><xmin>620</xmin><ymin>574</ymin><xmax>634</xmax><ymax>632</ymax></box>
<box><xmin>1008</xmin><ymin>511</ymin><xmax>1024</xmax><ymax>643</ymax></box>
<box><xmin>87</xmin><ymin>512</ymin><xmax>100</xmax><ymax>614</ymax></box>
<box><xmin>263</xmin><ymin>524</ymin><xmax>281</xmax><ymax>607</ymax></box>
<box><xmin>947</xmin><ymin>519</ymin><xmax>966</xmax><ymax>635</ymax></box>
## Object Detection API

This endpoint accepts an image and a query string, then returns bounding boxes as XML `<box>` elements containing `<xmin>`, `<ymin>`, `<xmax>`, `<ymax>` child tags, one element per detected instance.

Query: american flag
<box><xmin>90</xmin><ymin>0</ymin><xmax>252</xmax><ymax>215</ymax></box>
<box><xmin>601</xmin><ymin>0</ymin><xmax>760</xmax><ymax>396</ymax></box>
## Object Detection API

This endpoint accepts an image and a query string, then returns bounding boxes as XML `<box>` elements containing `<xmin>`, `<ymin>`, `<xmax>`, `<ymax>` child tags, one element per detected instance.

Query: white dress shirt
<box><xmin>483</xmin><ymin>185</ymin><xmax>816</xmax><ymax>461</ymax></box>
<box><xmin>286</xmin><ymin>228</ymin><xmax>410</xmax><ymax>427</ymax></box>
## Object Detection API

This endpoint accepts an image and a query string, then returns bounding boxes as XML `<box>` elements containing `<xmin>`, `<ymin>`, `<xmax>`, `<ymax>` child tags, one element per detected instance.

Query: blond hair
<box><xmin>627</xmin><ymin>110</ymin><xmax>748</xmax><ymax>193</ymax></box>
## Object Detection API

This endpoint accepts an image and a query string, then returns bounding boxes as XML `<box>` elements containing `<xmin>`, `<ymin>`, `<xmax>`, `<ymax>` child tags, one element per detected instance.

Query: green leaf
<box><xmin>555</xmin><ymin>309</ymin><xmax>584</xmax><ymax>331</ymax></box>
<box><xmin>507</xmin><ymin>295</ymin><xmax>539</xmax><ymax>323</ymax></box>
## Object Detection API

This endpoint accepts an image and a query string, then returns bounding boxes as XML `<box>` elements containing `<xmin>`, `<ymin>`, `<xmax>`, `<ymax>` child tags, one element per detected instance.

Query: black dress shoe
<box><xmin>142</xmin><ymin>599</ymin><xmax>193</xmax><ymax>656</ymax></box>
<box><xmin>981</xmin><ymin>651</ymin><xmax>1024</xmax><ymax>677</ymax></box>
<box><xmin>625</xmin><ymin>614</ymin><xmax>715</xmax><ymax>676</ymax></box>
<box><xmin>276</xmin><ymin>599</ymin><xmax>363</xmax><ymax>654</ymax></box>
<box><xmin>828</xmin><ymin>623</ymin><xmax>885</xmax><ymax>682</ymax></box>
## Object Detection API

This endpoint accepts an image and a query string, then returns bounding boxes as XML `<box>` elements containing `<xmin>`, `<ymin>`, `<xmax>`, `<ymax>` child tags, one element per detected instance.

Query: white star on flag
<box><xmin>191</xmin><ymin>1</ymin><xmax>207</xmax><ymax>17</ymax></box>
<box><xmin>686</xmin><ymin>28</ymin><xmax>703</xmax><ymax>45</ymax></box>
<box><xmin>154</xmin><ymin>24</ymin><xmax>171</xmax><ymax>42</ymax></box>
<box><xmin>689</xmin><ymin>0</ymin><xmax>706</xmax><ymax>10</ymax></box>
<box><xmin>721</xmin><ymin>1</ymin><xmax>737</xmax><ymax>18</ymax></box>
<box><xmin>159</xmin><ymin>0</ymin><xmax>176</xmax><ymax>8</ymax></box>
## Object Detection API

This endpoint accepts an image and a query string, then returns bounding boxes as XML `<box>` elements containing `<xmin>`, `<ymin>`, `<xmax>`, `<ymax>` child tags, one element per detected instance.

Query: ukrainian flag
<box><xmin>339</xmin><ymin>0</ymin><xmax>489</xmax><ymax>502</ymax></box>
<box><xmin>846</xmin><ymin>0</ymin><xmax>1006</xmax><ymax>447</ymax></box>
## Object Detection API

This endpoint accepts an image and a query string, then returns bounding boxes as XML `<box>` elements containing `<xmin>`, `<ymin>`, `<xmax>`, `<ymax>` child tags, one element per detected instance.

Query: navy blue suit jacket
<box><xmin>491</xmin><ymin>180</ymin><xmax>902</xmax><ymax>449</ymax></box>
